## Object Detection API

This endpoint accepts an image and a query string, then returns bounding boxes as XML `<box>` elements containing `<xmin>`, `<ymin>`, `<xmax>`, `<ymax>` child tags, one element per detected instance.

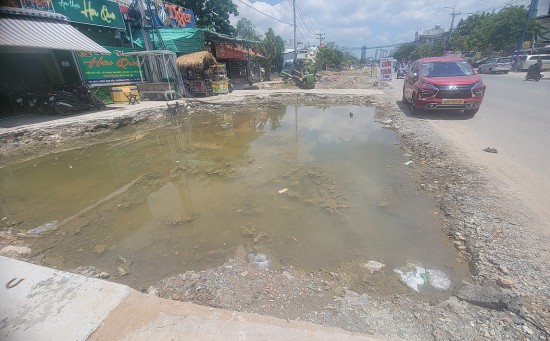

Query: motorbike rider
<box><xmin>534</xmin><ymin>58</ymin><xmax>543</xmax><ymax>73</ymax></box>
<box><xmin>397</xmin><ymin>61</ymin><xmax>407</xmax><ymax>78</ymax></box>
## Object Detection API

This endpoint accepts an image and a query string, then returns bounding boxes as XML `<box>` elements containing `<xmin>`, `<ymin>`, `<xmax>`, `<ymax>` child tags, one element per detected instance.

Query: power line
<box><xmin>296</xmin><ymin>0</ymin><xmax>319</xmax><ymax>33</ymax></box>
<box><xmin>342</xmin><ymin>42</ymin><xmax>412</xmax><ymax>50</ymax></box>
<box><xmin>286</xmin><ymin>0</ymin><xmax>317</xmax><ymax>38</ymax></box>
<box><xmin>234</xmin><ymin>0</ymin><xmax>293</xmax><ymax>26</ymax></box>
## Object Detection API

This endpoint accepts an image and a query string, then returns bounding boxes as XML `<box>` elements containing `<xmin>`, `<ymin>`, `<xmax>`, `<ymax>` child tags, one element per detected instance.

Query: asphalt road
<box><xmin>394</xmin><ymin>71</ymin><xmax>550</xmax><ymax>232</ymax></box>
<box><xmin>475</xmin><ymin>72</ymin><xmax>550</xmax><ymax>179</ymax></box>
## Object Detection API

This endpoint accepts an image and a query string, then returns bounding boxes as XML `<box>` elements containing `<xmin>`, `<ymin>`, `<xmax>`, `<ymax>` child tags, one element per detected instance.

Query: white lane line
<box><xmin>526</xmin><ymin>90</ymin><xmax>543</xmax><ymax>94</ymax></box>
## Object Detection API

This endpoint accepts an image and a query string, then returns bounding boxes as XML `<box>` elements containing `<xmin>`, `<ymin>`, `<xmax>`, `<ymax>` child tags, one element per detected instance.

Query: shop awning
<box><xmin>133</xmin><ymin>28</ymin><xmax>205</xmax><ymax>54</ymax></box>
<box><xmin>0</xmin><ymin>7</ymin><xmax>110</xmax><ymax>53</ymax></box>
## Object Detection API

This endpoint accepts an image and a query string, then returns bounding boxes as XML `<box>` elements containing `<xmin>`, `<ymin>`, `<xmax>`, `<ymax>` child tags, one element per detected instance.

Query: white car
<box><xmin>478</xmin><ymin>57</ymin><xmax>512</xmax><ymax>74</ymax></box>
<box><xmin>521</xmin><ymin>54</ymin><xmax>550</xmax><ymax>71</ymax></box>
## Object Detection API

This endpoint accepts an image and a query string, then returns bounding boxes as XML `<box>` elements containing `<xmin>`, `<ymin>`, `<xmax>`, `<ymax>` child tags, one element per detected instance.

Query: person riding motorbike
<box><xmin>526</xmin><ymin>58</ymin><xmax>544</xmax><ymax>81</ymax></box>
<box><xmin>397</xmin><ymin>62</ymin><xmax>407</xmax><ymax>78</ymax></box>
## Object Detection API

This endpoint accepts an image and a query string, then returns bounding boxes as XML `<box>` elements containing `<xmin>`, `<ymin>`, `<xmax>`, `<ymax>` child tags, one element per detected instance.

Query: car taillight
<box><xmin>418</xmin><ymin>81</ymin><xmax>439</xmax><ymax>99</ymax></box>
<box><xmin>472</xmin><ymin>82</ymin><xmax>485</xmax><ymax>98</ymax></box>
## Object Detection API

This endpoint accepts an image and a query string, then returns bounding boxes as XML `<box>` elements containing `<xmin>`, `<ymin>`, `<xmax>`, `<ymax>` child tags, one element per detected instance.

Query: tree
<box><xmin>315</xmin><ymin>47</ymin><xmax>344</xmax><ymax>71</ymax></box>
<box><xmin>235</xmin><ymin>18</ymin><xmax>261</xmax><ymax>41</ymax></box>
<box><xmin>450</xmin><ymin>6</ymin><xmax>542</xmax><ymax>55</ymax></box>
<box><xmin>342</xmin><ymin>51</ymin><xmax>359</xmax><ymax>66</ymax></box>
<box><xmin>260</xmin><ymin>28</ymin><xmax>285</xmax><ymax>79</ymax></box>
<box><xmin>393</xmin><ymin>44</ymin><xmax>416</xmax><ymax>62</ymax></box>
<box><xmin>172</xmin><ymin>0</ymin><xmax>238</xmax><ymax>35</ymax></box>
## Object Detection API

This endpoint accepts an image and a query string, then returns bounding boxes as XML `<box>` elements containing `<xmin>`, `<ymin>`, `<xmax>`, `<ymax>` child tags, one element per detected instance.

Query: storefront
<box><xmin>0</xmin><ymin>6</ymin><xmax>110</xmax><ymax>116</ymax></box>
<box><xmin>213</xmin><ymin>42</ymin><xmax>262</xmax><ymax>85</ymax></box>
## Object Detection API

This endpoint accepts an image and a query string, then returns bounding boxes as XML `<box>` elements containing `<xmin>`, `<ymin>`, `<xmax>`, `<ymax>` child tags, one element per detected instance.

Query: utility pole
<box><xmin>293</xmin><ymin>0</ymin><xmax>297</xmax><ymax>69</ymax></box>
<box><xmin>315</xmin><ymin>33</ymin><xmax>325</xmax><ymax>47</ymax></box>
<box><xmin>444</xmin><ymin>6</ymin><xmax>461</xmax><ymax>54</ymax></box>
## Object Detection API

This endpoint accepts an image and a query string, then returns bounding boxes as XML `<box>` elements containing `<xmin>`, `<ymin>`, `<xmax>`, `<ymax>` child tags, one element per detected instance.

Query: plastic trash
<box><xmin>403</xmin><ymin>161</ymin><xmax>413</xmax><ymax>166</ymax></box>
<box><xmin>27</xmin><ymin>220</ymin><xmax>59</xmax><ymax>235</ymax></box>
<box><xmin>426</xmin><ymin>269</ymin><xmax>451</xmax><ymax>291</ymax></box>
<box><xmin>483</xmin><ymin>147</ymin><xmax>498</xmax><ymax>154</ymax></box>
<box><xmin>278</xmin><ymin>188</ymin><xmax>288</xmax><ymax>194</ymax></box>
<box><xmin>248</xmin><ymin>253</ymin><xmax>271</xmax><ymax>269</ymax></box>
<box><xmin>364</xmin><ymin>260</ymin><xmax>386</xmax><ymax>274</ymax></box>
<box><xmin>394</xmin><ymin>263</ymin><xmax>426</xmax><ymax>292</ymax></box>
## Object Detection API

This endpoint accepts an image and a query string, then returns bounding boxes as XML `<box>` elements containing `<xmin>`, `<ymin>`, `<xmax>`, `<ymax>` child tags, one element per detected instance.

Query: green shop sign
<box><xmin>78</xmin><ymin>46</ymin><xmax>143</xmax><ymax>85</ymax></box>
<box><xmin>52</xmin><ymin>0</ymin><xmax>125</xmax><ymax>29</ymax></box>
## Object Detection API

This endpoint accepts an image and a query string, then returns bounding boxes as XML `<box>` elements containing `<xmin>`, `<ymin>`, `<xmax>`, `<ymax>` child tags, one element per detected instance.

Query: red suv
<box><xmin>402</xmin><ymin>57</ymin><xmax>486</xmax><ymax>115</ymax></box>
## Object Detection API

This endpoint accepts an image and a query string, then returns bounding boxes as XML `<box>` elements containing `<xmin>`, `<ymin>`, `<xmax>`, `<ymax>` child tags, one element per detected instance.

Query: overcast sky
<box><xmin>230</xmin><ymin>0</ymin><xmax>549</xmax><ymax>56</ymax></box>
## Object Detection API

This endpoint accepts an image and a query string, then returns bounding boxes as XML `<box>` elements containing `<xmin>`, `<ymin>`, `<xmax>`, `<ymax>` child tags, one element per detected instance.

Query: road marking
<box><xmin>526</xmin><ymin>90</ymin><xmax>543</xmax><ymax>94</ymax></box>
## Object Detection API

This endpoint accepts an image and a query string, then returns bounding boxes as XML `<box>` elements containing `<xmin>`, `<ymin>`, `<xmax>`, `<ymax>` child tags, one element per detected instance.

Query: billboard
<box><xmin>77</xmin><ymin>46</ymin><xmax>143</xmax><ymax>85</ymax></box>
<box><xmin>147</xmin><ymin>0</ymin><xmax>195</xmax><ymax>29</ymax></box>
<box><xmin>51</xmin><ymin>0</ymin><xmax>125</xmax><ymax>29</ymax></box>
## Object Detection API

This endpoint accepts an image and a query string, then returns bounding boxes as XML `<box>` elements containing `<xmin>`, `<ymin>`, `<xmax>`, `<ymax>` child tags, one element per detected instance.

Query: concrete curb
<box><xmin>1</xmin><ymin>257</ymin><xmax>396</xmax><ymax>341</ymax></box>
<box><xmin>0</xmin><ymin>256</ymin><xmax>131</xmax><ymax>341</ymax></box>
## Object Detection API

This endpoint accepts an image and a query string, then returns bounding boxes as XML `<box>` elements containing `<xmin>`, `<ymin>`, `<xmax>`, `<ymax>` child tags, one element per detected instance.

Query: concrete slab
<box><xmin>0</xmin><ymin>256</ymin><xmax>131</xmax><ymax>341</ymax></box>
<box><xmin>0</xmin><ymin>258</ymin><xmax>395</xmax><ymax>341</ymax></box>
<box><xmin>90</xmin><ymin>292</ymin><xmax>393</xmax><ymax>341</ymax></box>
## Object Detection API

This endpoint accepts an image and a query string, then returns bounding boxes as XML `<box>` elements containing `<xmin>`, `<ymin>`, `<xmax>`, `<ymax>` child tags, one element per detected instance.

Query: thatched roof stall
<box><xmin>176</xmin><ymin>51</ymin><xmax>218</xmax><ymax>71</ymax></box>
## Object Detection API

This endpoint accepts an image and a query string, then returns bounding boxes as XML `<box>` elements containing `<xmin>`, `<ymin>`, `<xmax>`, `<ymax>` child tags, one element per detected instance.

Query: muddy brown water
<box><xmin>0</xmin><ymin>104</ymin><xmax>468</xmax><ymax>291</ymax></box>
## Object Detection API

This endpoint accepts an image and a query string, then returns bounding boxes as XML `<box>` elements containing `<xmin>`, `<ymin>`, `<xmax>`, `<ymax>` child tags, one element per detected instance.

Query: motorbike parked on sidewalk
<box><xmin>50</xmin><ymin>84</ymin><xmax>104</xmax><ymax>115</ymax></box>
<box><xmin>15</xmin><ymin>90</ymin><xmax>54</xmax><ymax>114</ymax></box>
<box><xmin>525</xmin><ymin>64</ymin><xmax>544</xmax><ymax>81</ymax></box>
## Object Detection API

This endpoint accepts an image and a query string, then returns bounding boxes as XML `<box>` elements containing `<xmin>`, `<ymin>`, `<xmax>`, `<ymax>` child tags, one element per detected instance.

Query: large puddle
<box><xmin>0</xmin><ymin>104</ymin><xmax>467</xmax><ymax>290</ymax></box>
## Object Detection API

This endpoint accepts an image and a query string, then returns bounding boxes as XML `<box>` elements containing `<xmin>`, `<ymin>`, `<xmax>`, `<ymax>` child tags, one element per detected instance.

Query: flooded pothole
<box><xmin>0</xmin><ymin>103</ymin><xmax>468</xmax><ymax>295</ymax></box>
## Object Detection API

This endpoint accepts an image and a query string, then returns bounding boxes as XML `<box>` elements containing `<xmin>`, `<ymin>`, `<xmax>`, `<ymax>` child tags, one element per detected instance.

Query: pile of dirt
<box><xmin>315</xmin><ymin>69</ymin><xmax>389</xmax><ymax>90</ymax></box>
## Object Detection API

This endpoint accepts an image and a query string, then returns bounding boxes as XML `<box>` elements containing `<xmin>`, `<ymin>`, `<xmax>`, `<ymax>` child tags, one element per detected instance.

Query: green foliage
<box><xmin>393</xmin><ymin>44</ymin><xmax>416</xmax><ymax>61</ymax></box>
<box><xmin>259</xmin><ymin>28</ymin><xmax>285</xmax><ymax>79</ymax></box>
<box><xmin>450</xmin><ymin>6</ymin><xmax>542</xmax><ymax>55</ymax></box>
<box><xmin>172</xmin><ymin>0</ymin><xmax>238</xmax><ymax>35</ymax></box>
<box><xmin>94</xmin><ymin>86</ymin><xmax>113</xmax><ymax>104</ymax></box>
<box><xmin>315</xmin><ymin>47</ymin><xmax>344</xmax><ymax>71</ymax></box>
<box><xmin>393</xmin><ymin>41</ymin><xmax>443</xmax><ymax>62</ymax></box>
<box><xmin>342</xmin><ymin>51</ymin><xmax>359</xmax><ymax>66</ymax></box>
<box><xmin>301</xmin><ymin>74</ymin><xmax>315</xmax><ymax>89</ymax></box>
<box><xmin>235</xmin><ymin>18</ymin><xmax>261</xmax><ymax>41</ymax></box>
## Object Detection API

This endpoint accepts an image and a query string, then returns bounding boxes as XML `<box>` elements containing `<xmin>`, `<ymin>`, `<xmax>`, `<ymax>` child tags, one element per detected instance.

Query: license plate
<box><xmin>49</xmin><ymin>96</ymin><xmax>55</xmax><ymax>101</ymax></box>
<box><xmin>442</xmin><ymin>99</ymin><xmax>464</xmax><ymax>104</ymax></box>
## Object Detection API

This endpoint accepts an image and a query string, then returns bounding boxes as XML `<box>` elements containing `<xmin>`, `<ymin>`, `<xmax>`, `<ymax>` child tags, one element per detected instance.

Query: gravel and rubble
<box><xmin>1</xmin><ymin>69</ymin><xmax>549</xmax><ymax>340</ymax></box>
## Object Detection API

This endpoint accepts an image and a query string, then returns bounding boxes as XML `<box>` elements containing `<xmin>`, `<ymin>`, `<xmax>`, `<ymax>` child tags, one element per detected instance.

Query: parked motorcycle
<box><xmin>15</xmin><ymin>91</ymin><xmax>38</xmax><ymax>113</ymax></box>
<box><xmin>525</xmin><ymin>64</ymin><xmax>544</xmax><ymax>81</ymax></box>
<box><xmin>51</xmin><ymin>84</ymin><xmax>104</xmax><ymax>116</ymax></box>
<box><xmin>15</xmin><ymin>90</ymin><xmax>53</xmax><ymax>114</ymax></box>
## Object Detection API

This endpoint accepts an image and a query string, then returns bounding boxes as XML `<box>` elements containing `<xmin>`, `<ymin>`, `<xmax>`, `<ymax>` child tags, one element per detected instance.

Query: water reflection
<box><xmin>0</xmin><ymin>104</ymin><xmax>465</xmax><ymax>289</ymax></box>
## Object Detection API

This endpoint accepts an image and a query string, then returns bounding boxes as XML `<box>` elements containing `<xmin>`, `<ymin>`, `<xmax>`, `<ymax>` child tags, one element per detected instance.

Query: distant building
<box><xmin>415</xmin><ymin>25</ymin><xmax>448</xmax><ymax>45</ymax></box>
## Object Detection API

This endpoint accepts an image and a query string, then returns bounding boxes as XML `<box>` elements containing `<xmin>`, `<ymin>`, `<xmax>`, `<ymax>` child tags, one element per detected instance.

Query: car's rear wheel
<box><xmin>464</xmin><ymin>108</ymin><xmax>479</xmax><ymax>116</ymax></box>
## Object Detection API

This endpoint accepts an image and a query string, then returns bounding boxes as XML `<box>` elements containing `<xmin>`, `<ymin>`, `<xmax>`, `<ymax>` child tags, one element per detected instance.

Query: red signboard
<box><xmin>215</xmin><ymin>44</ymin><xmax>247</xmax><ymax>60</ymax></box>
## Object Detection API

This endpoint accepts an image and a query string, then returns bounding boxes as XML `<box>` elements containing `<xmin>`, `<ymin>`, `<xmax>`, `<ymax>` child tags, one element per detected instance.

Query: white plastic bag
<box><xmin>426</xmin><ymin>269</ymin><xmax>451</xmax><ymax>291</ymax></box>
<box><xmin>394</xmin><ymin>263</ymin><xmax>426</xmax><ymax>292</ymax></box>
